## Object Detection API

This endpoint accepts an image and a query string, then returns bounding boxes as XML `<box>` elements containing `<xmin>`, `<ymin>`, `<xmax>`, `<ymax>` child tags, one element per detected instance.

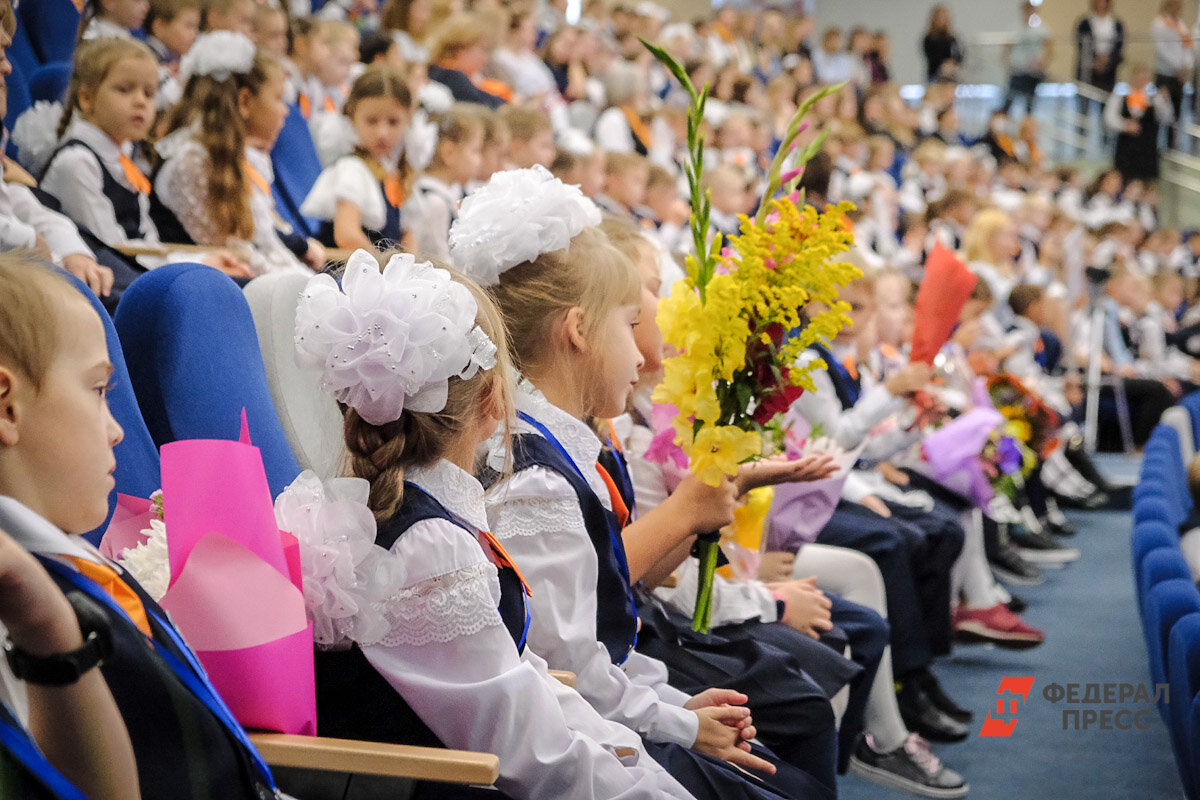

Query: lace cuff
<box><xmin>490</xmin><ymin>494</ymin><xmax>585</xmax><ymax>540</ymax></box>
<box><xmin>375</xmin><ymin>561</ymin><xmax>504</xmax><ymax>647</ymax></box>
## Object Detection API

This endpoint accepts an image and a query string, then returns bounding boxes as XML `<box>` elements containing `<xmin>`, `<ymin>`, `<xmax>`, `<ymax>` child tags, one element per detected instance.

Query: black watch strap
<box><xmin>5</xmin><ymin>591</ymin><xmax>113</xmax><ymax>686</ymax></box>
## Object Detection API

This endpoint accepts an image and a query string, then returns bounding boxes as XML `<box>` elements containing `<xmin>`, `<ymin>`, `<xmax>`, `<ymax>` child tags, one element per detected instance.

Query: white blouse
<box><xmin>41</xmin><ymin>118</ymin><xmax>157</xmax><ymax>248</ymax></box>
<box><xmin>359</xmin><ymin>460</ymin><xmax>691</xmax><ymax>800</ymax></box>
<box><xmin>402</xmin><ymin>174</ymin><xmax>460</xmax><ymax>263</ymax></box>
<box><xmin>155</xmin><ymin>133</ymin><xmax>307</xmax><ymax>275</ymax></box>
<box><xmin>301</xmin><ymin>155</ymin><xmax>388</xmax><ymax>233</ymax></box>
<box><xmin>484</xmin><ymin>383</ymin><xmax>700</xmax><ymax>750</ymax></box>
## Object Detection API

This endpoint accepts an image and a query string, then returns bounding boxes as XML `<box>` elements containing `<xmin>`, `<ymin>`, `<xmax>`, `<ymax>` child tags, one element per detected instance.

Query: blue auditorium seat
<box><xmin>19</xmin><ymin>0</ymin><xmax>78</xmax><ymax>64</ymax></box>
<box><xmin>7</xmin><ymin>21</ymin><xmax>40</xmax><ymax>84</ymax></box>
<box><xmin>1135</xmin><ymin>495</ymin><xmax>1185</xmax><ymax>528</ymax></box>
<box><xmin>1134</xmin><ymin>521</ymin><xmax>1182</xmax><ymax>589</ymax></box>
<box><xmin>28</xmin><ymin>59</ymin><xmax>71</xmax><ymax>103</ymax></box>
<box><xmin>1167</xmin><ymin>614</ymin><xmax>1200</xmax><ymax>799</ymax></box>
<box><xmin>1189</xmin><ymin>694</ymin><xmax>1200</xmax><ymax>800</ymax></box>
<box><xmin>270</xmin><ymin>103</ymin><xmax>322</xmax><ymax>238</ymax></box>
<box><xmin>113</xmin><ymin>263</ymin><xmax>302</xmax><ymax>498</ymax></box>
<box><xmin>58</xmin><ymin>272</ymin><xmax>161</xmax><ymax>545</ymax></box>
<box><xmin>1144</xmin><ymin>578</ymin><xmax>1200</xmax><ymax>694</ymax></box>
<box><xmin>4</xmin><ymin>58</ymin><xmax>33</xmax><ymax>157</ymax></box>
<box><xmin>1182</xmin><ymin>390</ymin><xmax>1200</xmax><ymax>450</ymax></box>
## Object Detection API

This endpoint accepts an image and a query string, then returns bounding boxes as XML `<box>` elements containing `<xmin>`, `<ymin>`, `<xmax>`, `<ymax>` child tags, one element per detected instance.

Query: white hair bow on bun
<box><xmin>448</xmin><ymin>164</ymin><xmax>602</xmax><ymax>287</ymax></box>
<box><xmin>294</xmin><ymin>250</ymin><xmax>498</xmax><ymax>426</ymax></box>
<box><xmin>179</xmin><ymin>31</ymin><xmax>257</xmax><ymax>83</ymax></box>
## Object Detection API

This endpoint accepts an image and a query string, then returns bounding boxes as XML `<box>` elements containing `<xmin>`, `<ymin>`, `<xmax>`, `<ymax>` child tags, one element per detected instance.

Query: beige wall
<box><xmin>655</xmin><ymin>0</ymin><xmax>713</xmax><ymax>23</ymax></box>
<box><xmin>1038</xmin><ymin>1</ymin><xmax>1191</xmax><ymax>83</ymax></box>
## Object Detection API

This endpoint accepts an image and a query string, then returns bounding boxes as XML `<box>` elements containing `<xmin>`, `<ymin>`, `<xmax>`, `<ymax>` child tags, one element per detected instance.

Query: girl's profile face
<box><xmin>589</xmin><ymin>303</ymin><xmax>644</xmax><ymax>418</ymax></box>
<box><xmin>352</xmin><ymin>96</ymin><xmax>410</xmax><ymax>161</ymax></box>
<box><xmin>242</xmin><ymin>69</ymin><xmax>289</xmax><ymax>147</ymax></box>
<box><xmin>447</xmin><ymin>130</ymin><xmax>484</xmax><ymax>185</ymax></box>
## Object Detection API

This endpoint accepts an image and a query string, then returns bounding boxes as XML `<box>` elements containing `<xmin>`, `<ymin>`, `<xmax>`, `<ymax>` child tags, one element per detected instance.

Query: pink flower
<box><xmin>644</xmin><ymin>427</ymin><xmax>689</xmax><ymax>469</ymax></box>
<box><xmin>781</xmin><ymin>166</ymin><xmax>805</xmax><ymax>184</ymax></box>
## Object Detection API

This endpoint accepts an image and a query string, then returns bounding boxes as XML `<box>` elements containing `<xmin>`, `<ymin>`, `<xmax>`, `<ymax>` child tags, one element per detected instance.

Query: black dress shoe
<box><xmin>1042</xmin><ymin>516</ymin><xmax>1077</xmax><ymax>537</ymax></box>
<box><xmin>897</xmin><ymin>686</ymin><xmax>969</xmax><ymax>743</ymax></box>
<box><xmin>1005</xmin><ymin>594</ymin><xmax>1028</xmax><ymax>613</ymax></box>
<box><xmin>1063</xmin><ymin>440</ymin><xmax>1120</xmax><ymax>494</ymax></box>
<box><xmin>917</xmin><ymin>670</ymin><xmax>974</xmax><ymax>723</ymax></box>
<box><xmin>990</xmin><ymin>545</ymin><xmax>1045</xmax><ymax>586</ymax></box>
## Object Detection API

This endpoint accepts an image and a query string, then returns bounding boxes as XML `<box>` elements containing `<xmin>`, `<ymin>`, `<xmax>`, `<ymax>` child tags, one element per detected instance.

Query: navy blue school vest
<box><xmin>811</xmin><ymin>343</ymin><xmax>861</xmax><ymax>410</ymax></box>
<box><xmin>0</xmin><ymin>702</ymin><xmax>88</xmax><ymax>800</ymax></box>
<box><xmin>510</xmin><ymin>431</ymin><xmax>639</xmax><ymax>665</ymax></box>
<box><xmin>36</xmin><ymin>557</ymin><xmax>275</xmax><ymax>800</ymax></box>
<box><xmin>315</xmin><ymin>483</ymin><xmax>529</xmax><ymax>746</ymax></box>
<box><xmin>42</xmin><ymin>140</ymin><xmax>142</xmax><ymax>240</ymax></box>
<box><xmin>317</xmin><ymin>180</ymin><xmax>404</xmax><ymax>249</ymax></box>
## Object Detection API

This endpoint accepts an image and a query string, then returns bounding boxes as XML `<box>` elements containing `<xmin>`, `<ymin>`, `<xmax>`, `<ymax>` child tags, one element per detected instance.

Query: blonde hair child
<box><xmin>76</xmin><ymin>0</ymin><xmax>148</xmax><ymax>45</ymax></box>
<box><xmin>450</xmin><ymin>167</ymin><xmax>816</xmax><ymax>800</ymax></box>
<box><xmin>291</xmin><ymin>250</ymin><xmax>691</xmax><ymax>799</ymax></box>
<box><xmin>404</xmin><ymin>104</ymin><xmax>485</xmax><ymax>262</ymax></box>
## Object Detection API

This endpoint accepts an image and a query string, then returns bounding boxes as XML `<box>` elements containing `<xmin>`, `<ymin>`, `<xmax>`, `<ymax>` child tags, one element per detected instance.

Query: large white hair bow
<box><xmin>179</xmin><ymin>31</ymin><xmax>257</xmax><ymax>83</ymax></box>
<box><xmin>294</xmin><ymin>250</ymin><xmax>498</xmax><ymax>426</ymax></box>
<box><xmin>448</xmin><ymin>165</ymin><xmax>601</xmax><ymax>287</ymax></box>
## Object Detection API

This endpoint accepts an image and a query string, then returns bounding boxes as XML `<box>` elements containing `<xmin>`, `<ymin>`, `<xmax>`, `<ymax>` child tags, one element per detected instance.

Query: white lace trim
<box><xmin>509</xmin><ymin>379</ymin><xmax>610</xmax><ymax>504</ymax></box>
<box><xmin>491</xmin><ymin>494</ymin><xmax>586</xmax><ymax>540</ymax></box>
<box><xmin>374</xmin><ymin>561</ymin><xmax>504</xmax><ymax>647</ymax></box>
<box><xmin>407</xmin><ymin>461</ymin><xmax>489</xmax><ymax>532</ymax></box>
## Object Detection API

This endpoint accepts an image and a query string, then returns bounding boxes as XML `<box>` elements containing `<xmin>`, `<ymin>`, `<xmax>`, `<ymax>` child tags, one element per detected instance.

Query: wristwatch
<box><xmin>5</xmin><ymin>591</ymin><xmax>113</xmax><ymax>686</ymax></box>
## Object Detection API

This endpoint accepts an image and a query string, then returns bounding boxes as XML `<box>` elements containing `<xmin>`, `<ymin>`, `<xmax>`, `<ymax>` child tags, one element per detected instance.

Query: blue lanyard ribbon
<box><xmin>37</xmin><ymin>557</ymin><xmax>275</xmax><ymax>789</ymax></box>
<box><xmin>0</xmin><ymin>703</ymin><xmax>90</xmax><ymax>800</ymax></box>
<box><xmin>516</xmin><ymin>411</ymin><xmax>638</xmax><ymax>659</ymax></box>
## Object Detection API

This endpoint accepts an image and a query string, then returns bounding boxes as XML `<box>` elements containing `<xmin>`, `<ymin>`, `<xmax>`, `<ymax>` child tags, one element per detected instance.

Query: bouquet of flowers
<box><xmin>987</xmin><ymin>373</ymin><xmax>1060</xmax><ymax>459</ymax></box>
<box><xmin>643</xmin><ymin>41</ymin><xmax>859</xmax><ymax>632</ymax></box>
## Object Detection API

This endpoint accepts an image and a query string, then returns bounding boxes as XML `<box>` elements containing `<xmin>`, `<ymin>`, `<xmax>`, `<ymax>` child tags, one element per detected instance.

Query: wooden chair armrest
<box><xmin>658</xmin><ymin>572</ymin><xmax>680</xmax><ymax>589</ymax></box>
<box><xmin>548</xmin><ymin>669</ymin><xmax>577</xmax><ymax>687</ymax></box>
<box><xmin>247</xmin><ymin>733</ymin><xmax>499</xmax><ymax>784</ymax></box>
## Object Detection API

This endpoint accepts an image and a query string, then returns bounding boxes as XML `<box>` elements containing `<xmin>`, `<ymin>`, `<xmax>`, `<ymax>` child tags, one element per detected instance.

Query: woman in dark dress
<box><xmin>922</xmin><ymin>4</ymin><xmax>962</xmax><ymax>83</ymax></box>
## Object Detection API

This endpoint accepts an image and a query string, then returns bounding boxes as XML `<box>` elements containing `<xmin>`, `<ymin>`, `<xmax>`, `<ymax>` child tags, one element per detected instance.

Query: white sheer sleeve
<box><xmin>155</xmin><ymin>140</ymin><xmax>226</xmax><ymax>247</ymax></box>
<box><xmin>361</xmin><ymin>517</ymin><xmax>685</xmax><ymax>800</ymax></box>
<box><xmin>486</xmin><ymin>467</ymin><xmax>699</xmax><ymax>749</ymax></box>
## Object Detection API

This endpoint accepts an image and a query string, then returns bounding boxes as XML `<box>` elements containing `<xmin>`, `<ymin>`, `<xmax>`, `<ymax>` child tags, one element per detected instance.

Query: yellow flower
<box><xmin>1004</xmin><ymin>418</ymin><xmax>1032</xmax><ymax>443</ymax></box>
<box><xmin>687</xmin><ymin>425</ymin><xmax>763</xmax><ymax>486</ymax></box>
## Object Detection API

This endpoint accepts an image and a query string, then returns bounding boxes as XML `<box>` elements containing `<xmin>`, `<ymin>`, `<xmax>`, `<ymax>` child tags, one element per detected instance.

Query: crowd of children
<box><xmin>1</xmin><ymin>0</ymin><xmax>1198</xmax><ymax>798</ymax></box>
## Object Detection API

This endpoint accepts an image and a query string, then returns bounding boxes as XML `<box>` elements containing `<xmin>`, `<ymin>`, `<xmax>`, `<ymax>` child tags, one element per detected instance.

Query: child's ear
<box><xmin>561</xmin><ymin>306</ymin><xmax>588</xmax><ymax>354</ymax></box>
<box><xmin>480</xmin><ymin>373</ymin><xmax>508</xmax><ymax>423</ymax></box>
<box><xmin>236</xmin><ymin>87</ymin><xmax>254</xmax><ymax>120</ymax></box>
<box><xmin>77</xmin><ymin>85</ymin><xmax>97</xmax><ymax>117</ymax></box>
<box><xmin>0</xmin><ymin>367</ymin><xmax>20</xmax><ymax>447</ymax></box>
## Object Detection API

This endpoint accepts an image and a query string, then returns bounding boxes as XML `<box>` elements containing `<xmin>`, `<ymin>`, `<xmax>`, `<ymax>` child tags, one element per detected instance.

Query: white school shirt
<box><xmin>360</xmin><ymin>460</ymin><xmax>691</xmax><ymax>800</ymax></box>
<box><xmin>0</xmin><ymin>496</ymin><xmax>122</xmax><ymax>726</ymax></box>
<box><xmin>484</xmin><ymin>383</ymin><xmax>700</xmax><ymax>750</ymax></box>
<box><xmin>301</xmin><ymin>155</ymin><xmax>388</xmax><ymax>232</ymax></box>
<box><xmin>0</xmin><ymin>164</ymin><xmax>92</xmax><ymax>260</ymax></box>
<box><xmin>41</xmin><ymin>118</ymin><xmax>158</xmax><ymax>247</ymax></box>
<box><xmin>402</xmin><ymin>174</ymin><xmax>460</xmax><ymax>263</ymax></box>
<box><xmin>594</xmin><ymin>107</ymin><xmax>638</xmax><ymax>154</ymax></box>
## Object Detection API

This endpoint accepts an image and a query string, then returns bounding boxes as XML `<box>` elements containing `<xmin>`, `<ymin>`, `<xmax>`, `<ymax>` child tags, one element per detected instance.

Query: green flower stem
<box><xmin>692</xmin><ymin>537</ymin><xmax>719</xmax><ymax>634</ymax></box>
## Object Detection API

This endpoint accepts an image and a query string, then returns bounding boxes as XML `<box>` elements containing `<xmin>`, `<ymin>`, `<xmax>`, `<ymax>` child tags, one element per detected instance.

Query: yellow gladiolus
<box><xmin>687</xmin><ymin>425</ymin><xmax>763</xmax><ymax>486</ymax></box>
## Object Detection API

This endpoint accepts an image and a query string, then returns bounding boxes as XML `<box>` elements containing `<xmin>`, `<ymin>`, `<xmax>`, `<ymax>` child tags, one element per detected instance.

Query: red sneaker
<box><xmin>953</xmin><ymin>603</ymin><xmax>1045</xmax><ymax>649</ymax></box>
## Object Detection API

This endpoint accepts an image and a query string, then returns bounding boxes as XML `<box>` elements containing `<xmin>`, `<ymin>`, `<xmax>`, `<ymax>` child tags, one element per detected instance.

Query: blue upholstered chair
<box><xmin>28</xmin><ymin>60</ymin><xmax>71</xmax><ymax>103</ymax></box>
<box><xmin>270</xmin><ymin>103</ymin><xmax>323</xmax><ymax>238</ymax></box>
<box><xmin>1133</xmin><ymin>521</ymin><xmax>1182</xmax><ymax>591</ymax></box>
<box><xmin>18</xmin><ymin>0</ymin><xmax>78</xmax><ymax>64</ymax></box>
<box><xmin>1144</xmin><ymin>578</ymin><xmax>1200</xmax><ymax>699</ymax></box>
<box><xmin>112</xmin><ymin>263</ymin><xmax>302</xmax><ymax>498</ymax></box>
<box><xmin>1167</xmin><ymin>613</ymin><xmax>1200</xmax><ymax>799</ymax></box>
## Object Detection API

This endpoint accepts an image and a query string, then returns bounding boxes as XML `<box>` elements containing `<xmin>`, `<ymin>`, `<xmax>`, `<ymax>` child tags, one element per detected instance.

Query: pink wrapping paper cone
<box><xmin>196</xmin><ymin>624</ymin><xmax>317</xmax><ymax>736</ymax></box>
<box><xmin>765</xmin><ymin>476</ymin><xmax>847</xmax><ymax>551</ymax></box>
<box><xmin>159</xmin><ymin>429</ymin><xmax>317</xmax><ymax>736</ymax></box>
<box><xmin>100</xmin><ymin>494</ymin><xmax>154</xmax><ymax>561</ymax></box>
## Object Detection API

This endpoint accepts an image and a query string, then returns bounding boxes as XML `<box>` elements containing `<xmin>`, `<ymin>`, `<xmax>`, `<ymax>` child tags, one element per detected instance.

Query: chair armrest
<box><xmin>247</xmin><ymin>733</ymin><xmax>499</xmax><ymax>784</ymax></box>
<box><xmin>548</xmin><ymin>669</ymin><xmax>576</xmax><ymax>687</ymax></box>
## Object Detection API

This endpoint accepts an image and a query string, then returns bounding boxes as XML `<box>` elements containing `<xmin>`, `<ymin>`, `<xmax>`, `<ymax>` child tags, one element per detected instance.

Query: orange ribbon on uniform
<box><xmin>622</xmin><ymin>106</ymin><xmax>653</xmax><ymax>151</ymax></box>
<box><xmin>64</xmin><ymin>556</ymin><xmax>152</xmax><ymax>637</ymax></box>
<box><xmin>595</xmin><ymin>463</ymin><xmax>630</xmax><ymax>529</ymax></box>
<box><xmin>243</xmin><ymin>159</ymin><xmax>270</xmax><ymax>196</ymax></box>
<box><xmin>478</xmin><ymin>530</ymin><xmax>532</xmax><ymax>595</ymax></box>
<box><xmin>384</xmin><ymin>174</ymin><xmax>406</xmax><ymax>207</ymax></box>
<box><xmin>1127</xmin><ymin>89</ymin><xmax>1149</xmax><ymax>114</ymax></box>
<box><xmin>842</xmin><ymin>356</ymin><xmax>859</xmax><ymax>381</ymax></box>
<box><xmin>119</xmin><ymin>154</ymin><xmax>151</xmax><ymax>195</ymax></box>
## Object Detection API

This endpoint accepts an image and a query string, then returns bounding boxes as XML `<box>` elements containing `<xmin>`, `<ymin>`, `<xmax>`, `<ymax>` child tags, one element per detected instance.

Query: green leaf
<box><xmin>640</xmin><ymin>38</ymin><xmax>695</xmax><ymax>98</ymax></box>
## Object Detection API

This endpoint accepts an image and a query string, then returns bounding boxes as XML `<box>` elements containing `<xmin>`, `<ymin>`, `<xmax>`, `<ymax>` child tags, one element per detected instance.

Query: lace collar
<box><xmin>406</xmin><ymin>459</ymin><xmax>489</xmax><ymax>532</ymax></box>
<box><xmin>510</xmin><ymin>378</ymin><xmax>609</xmax><ymax>503</ymax></box>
